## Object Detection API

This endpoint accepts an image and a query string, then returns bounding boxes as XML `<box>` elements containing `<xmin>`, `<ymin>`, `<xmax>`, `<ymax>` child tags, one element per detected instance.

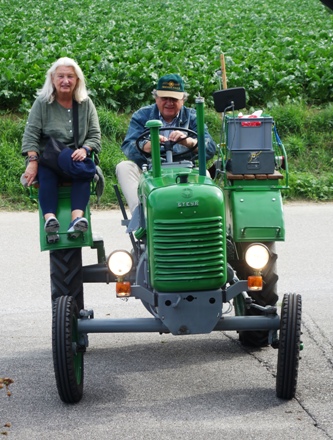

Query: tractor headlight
<box><xmin>245</xmin><ymin>244</ymin><xmax>270</xmax><ymax>271</ymax></box>
<box><xmin>107</xmin><ymin>250</ymin><xmax>133</xmax><ymax>277</ymax></box>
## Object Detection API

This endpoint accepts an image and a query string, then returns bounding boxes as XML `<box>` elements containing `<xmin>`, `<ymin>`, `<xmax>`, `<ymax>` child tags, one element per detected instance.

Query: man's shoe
<box><xmin>67</xmin><ymin>217</ymin><xmax>88</xmax><ymax>239</ymax></box>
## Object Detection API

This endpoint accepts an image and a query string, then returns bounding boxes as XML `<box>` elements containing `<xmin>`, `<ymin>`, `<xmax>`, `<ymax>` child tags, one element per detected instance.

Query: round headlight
<box><xmin>245</xmin><ymin>244</ymin><xmax>270</xmax><ymax>270</ymax></box>
<box><xmin>107</xmin><ymin>250</ymin><xmax>133</xmax><ymax>277</ymax></box>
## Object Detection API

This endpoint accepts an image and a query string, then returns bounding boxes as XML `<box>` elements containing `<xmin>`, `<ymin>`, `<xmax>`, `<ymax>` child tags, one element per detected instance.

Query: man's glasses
<box><xmin>159</xmin><ymin>97</ymin><xmax>183</xmax><ymax>103</ymax></box>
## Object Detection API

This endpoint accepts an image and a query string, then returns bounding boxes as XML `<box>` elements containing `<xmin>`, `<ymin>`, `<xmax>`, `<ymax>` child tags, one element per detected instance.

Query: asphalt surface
<box><xmin>1</xmin><ymin>202</ymin><xmax>333</xmax><ymax>439</ymax></box>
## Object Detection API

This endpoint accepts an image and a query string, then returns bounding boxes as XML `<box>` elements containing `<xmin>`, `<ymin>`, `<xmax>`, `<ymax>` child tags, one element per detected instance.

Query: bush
<box><xmin>2</xmin><ymin>102</ymin><xmax>333</xmax><ymax>210</ymax></box>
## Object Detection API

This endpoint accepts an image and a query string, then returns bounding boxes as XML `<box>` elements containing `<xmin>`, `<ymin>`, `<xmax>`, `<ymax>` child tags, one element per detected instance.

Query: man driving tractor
<box><xmin>116</xmin><ymin>73</ymin><xmax>216</xmax><ymax>213</ymax></box>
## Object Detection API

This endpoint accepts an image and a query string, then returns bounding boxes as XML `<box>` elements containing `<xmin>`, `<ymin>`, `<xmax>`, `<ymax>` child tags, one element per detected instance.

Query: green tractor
<box><xmin>37</xmin><ymin>88</ymin><xmax>302</xmax><ymax>404</ymax></box>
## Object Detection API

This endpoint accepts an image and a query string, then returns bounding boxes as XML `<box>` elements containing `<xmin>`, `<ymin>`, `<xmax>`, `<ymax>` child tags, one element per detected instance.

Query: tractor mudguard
<box><xmin>228</xmin><ymin>189</ymin><xmax>285</xmax><ymax>242</ymax></box>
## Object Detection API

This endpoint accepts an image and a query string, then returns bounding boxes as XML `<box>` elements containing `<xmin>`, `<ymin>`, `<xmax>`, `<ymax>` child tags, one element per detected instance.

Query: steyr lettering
<box><xmin>177</xmin><ymin>201</ymin><xmax>199</xmax><ymax>208</ymax></box>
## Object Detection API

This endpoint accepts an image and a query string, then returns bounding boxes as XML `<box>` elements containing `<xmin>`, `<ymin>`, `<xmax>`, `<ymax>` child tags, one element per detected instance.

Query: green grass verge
<box><xmin>1</xmin><ymin>102</ymin><xmax>333</xmax><ymax>211</ymax></box>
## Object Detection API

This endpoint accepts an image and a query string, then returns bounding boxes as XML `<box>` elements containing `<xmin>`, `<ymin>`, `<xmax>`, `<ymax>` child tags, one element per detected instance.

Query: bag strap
<box><xmin>73</xmin><ymin>100</ymin><xmax>79</xmax><ymax>150</ymax></box>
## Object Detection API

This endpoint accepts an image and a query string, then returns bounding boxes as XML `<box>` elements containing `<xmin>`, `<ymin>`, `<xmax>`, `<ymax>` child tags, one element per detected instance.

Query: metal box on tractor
<box><xmin>34</xmin><ymin>87</ymin><xmax>302</xmax><ymax>404</ymax></box>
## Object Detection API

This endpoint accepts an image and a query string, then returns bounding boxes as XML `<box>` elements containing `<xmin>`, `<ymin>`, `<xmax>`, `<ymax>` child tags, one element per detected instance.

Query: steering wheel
<box><xmin>135</xmin><ymin>126</ymin><xmax>198</xmax><ymax>161</ymax></box>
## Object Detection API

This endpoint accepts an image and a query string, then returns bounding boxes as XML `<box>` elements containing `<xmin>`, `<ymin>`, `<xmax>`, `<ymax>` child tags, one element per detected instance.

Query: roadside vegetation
<box><xmin>1</xmin><ymin>0</ymin><xmax>333</xmax><ymax>210</ymax></box>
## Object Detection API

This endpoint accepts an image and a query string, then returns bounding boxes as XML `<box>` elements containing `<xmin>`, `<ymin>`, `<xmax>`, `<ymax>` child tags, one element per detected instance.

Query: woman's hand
<box><xmin>71</xmin><ymin>148</ymin><xmax>87</xmax><ymax>162</ymax></box>
<box><xmin>24</xmin><ymin>162</ymin><xmax>38</xmax><ymax>186</ymax></box>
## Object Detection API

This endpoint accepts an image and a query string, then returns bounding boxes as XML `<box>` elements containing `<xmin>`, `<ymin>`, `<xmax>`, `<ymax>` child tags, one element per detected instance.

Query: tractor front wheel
<box><xmin>276</xmin><ymin>293</ymin><xmax>302</xmax><ymax>400</ymax></box>
<box><xmin>52</xmin><ymin>295</ymin><xmax>84</xmax><ymax>403</ymax></box>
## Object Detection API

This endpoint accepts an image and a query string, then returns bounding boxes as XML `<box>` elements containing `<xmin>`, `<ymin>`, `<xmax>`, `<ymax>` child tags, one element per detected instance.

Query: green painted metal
<box><xmin>195</xmin><ymin>96</ymin><xmax>207</xmax><ymax>176</ymax></box>
<box><xmin>139</xmin><ymin>166</ymin><xmax>227</xmax><ymax>292</ymax></box>
<box><xmin>146</xmin><ymin>119</ymin><xmax>162</xmax><ymax>178</ymax></box>
<box><xmin>228</xmin><ymin>189</ymin><xmax>285</xmax><ymax>242</ymax></box>
<box><xmin>39</xmin><ymin>186</ymin><xmax>93</xmax><ymax>252</ymax></box>
<box><xmin>233</xmin><ymin>293</ymin><xmax>246</xmax><ymax>317</ymax></box>
<box><xmin>226</xmin><ymin>178</ymin><xmax>285</xmax><ymax>191</ymax></box>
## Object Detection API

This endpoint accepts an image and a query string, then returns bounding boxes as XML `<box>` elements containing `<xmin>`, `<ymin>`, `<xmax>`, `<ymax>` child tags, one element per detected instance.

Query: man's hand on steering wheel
<box><xmin>168</xmin><ymin>130</ymin><xmax>198</xmax><ymax>149</ymax></box>
<box><xmin>136</xmin><ymin>126</ymin><xmax>198</xmax><ymax>160</ymax></box>
<box><xmin>141</xmin><ymin>131</ymin><xmax>197</xmax><ymax>154</ymax></box>
<box><xmin>141</xmin><ymin>135</ymin><xmax>168</xmax><ymax>154</ymax></box>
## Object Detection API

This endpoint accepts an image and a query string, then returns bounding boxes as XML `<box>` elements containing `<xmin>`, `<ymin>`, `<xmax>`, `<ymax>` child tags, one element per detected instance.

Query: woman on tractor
<box><xmin>21</xmin><ymin>57</ymin><xmax>101</xmax><ymax>243</ymax></box>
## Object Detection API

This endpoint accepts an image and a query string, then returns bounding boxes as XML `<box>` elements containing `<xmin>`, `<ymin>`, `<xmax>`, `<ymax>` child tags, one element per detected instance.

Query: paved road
<box><xmin>1</xmin><ymin>202</ymin><xmax>333</xmax><ymax>439</ymax></box>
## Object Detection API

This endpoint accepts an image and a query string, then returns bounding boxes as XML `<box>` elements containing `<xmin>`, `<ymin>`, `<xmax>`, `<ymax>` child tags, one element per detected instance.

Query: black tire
<box><xmin>50</xmin><ymin>248</ymin><xmax>84</xmax><ymax>310</ymax></box>
<box><xmin>52</xmin><ymin>295</ymin><xmax>84</xmax><ymax>404</ymax></box>
<box><xmin>276</xmin><ymin>293</ymin><xmax>302</xmax><ymax>400</ymax></box>
<box><xmin>232</xmin><ymin>242</ymin><xmax>279</xmax><ymax>347</ymax></box>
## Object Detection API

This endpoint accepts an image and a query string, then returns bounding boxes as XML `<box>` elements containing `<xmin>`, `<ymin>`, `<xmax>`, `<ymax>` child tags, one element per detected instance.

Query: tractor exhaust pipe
<box><xmin>195</xmin><ymin>96</ymin><xmax>206</xmax><ymax>176</ymax></box>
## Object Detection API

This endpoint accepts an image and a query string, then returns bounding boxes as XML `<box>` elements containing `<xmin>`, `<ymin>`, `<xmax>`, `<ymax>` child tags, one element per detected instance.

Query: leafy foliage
<box><xmin>1</xmin><ymin>103</ymin><xmax>333</xmax><ymax>210</ymax></box>
<box><xmin>288</xmin><ymin>173</ymin><xmax>333</xmax><ymax>200</ymax></box>
<box><xmin>1</xmin><ymin>0</ymin><xmax>333</xmax><ymax>111</ymax></box>
<box><xmin>1</xmin><ymin>0</ymin><xmax>333</xmax><ymax>208</ymax></box>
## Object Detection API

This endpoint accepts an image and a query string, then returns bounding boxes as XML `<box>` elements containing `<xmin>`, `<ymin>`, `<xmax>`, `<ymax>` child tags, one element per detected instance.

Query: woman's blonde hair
<box><xmin>37</xmin><ymin>57</ymin><xmax>89</xmax><ymax>103</ymax></box>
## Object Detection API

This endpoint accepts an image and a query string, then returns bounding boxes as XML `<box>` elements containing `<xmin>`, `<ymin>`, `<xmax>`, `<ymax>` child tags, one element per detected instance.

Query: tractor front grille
<box><xmin>151</xmin><ymin>216</ymin><xmax>225</xmax><ymax>291</ymax></box>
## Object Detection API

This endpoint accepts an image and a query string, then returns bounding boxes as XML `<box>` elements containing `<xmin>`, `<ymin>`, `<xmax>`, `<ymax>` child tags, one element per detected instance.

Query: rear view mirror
<box><xmin>212</xmin><ymin>87</ymin><xmax>246</xmax><ymax>113</ymax></box>
<box><xmin>320</xmin><ymin>0</ymin><xmax>333</xmax><ymax>10</ymax></box>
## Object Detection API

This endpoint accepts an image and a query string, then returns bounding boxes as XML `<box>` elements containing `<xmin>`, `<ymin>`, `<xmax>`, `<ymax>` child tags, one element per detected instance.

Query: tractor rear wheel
<box><xmin>52</xmin><ymin>295</ymin><xmax>84</xmax><ymax>403</ymax></box>
<box><xmin>233</xmin><ymin>242</ymin><xmax>279</xmax><ymax>347</ymax></box>
<box><xmin>50</xmin><ymin>248</ymin><xmax>84</xmax><ymax>310</ymax></box>
<box><xmin>276</xmin><ymin>293</ymin><xmax>302</xmax><ymax>400</ymax></box>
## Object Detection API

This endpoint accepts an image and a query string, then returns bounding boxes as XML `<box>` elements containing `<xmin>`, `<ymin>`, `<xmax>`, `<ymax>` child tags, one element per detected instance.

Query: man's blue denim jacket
<box><xmin>121</xmin><ymin>103</ymin><xmax>216</xmax><ymax>168</ymax></box>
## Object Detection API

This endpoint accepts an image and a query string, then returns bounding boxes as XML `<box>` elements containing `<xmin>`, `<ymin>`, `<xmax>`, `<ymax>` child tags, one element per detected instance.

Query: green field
<box><xmin>1</xmin><ymin>0</ymin><xmax>333</xmax><ymax>112</ymax></box>
<box><xmin>1</xmin><ymin>0</ymin><xmax>333</xmax><ymax>209</ymax></box>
